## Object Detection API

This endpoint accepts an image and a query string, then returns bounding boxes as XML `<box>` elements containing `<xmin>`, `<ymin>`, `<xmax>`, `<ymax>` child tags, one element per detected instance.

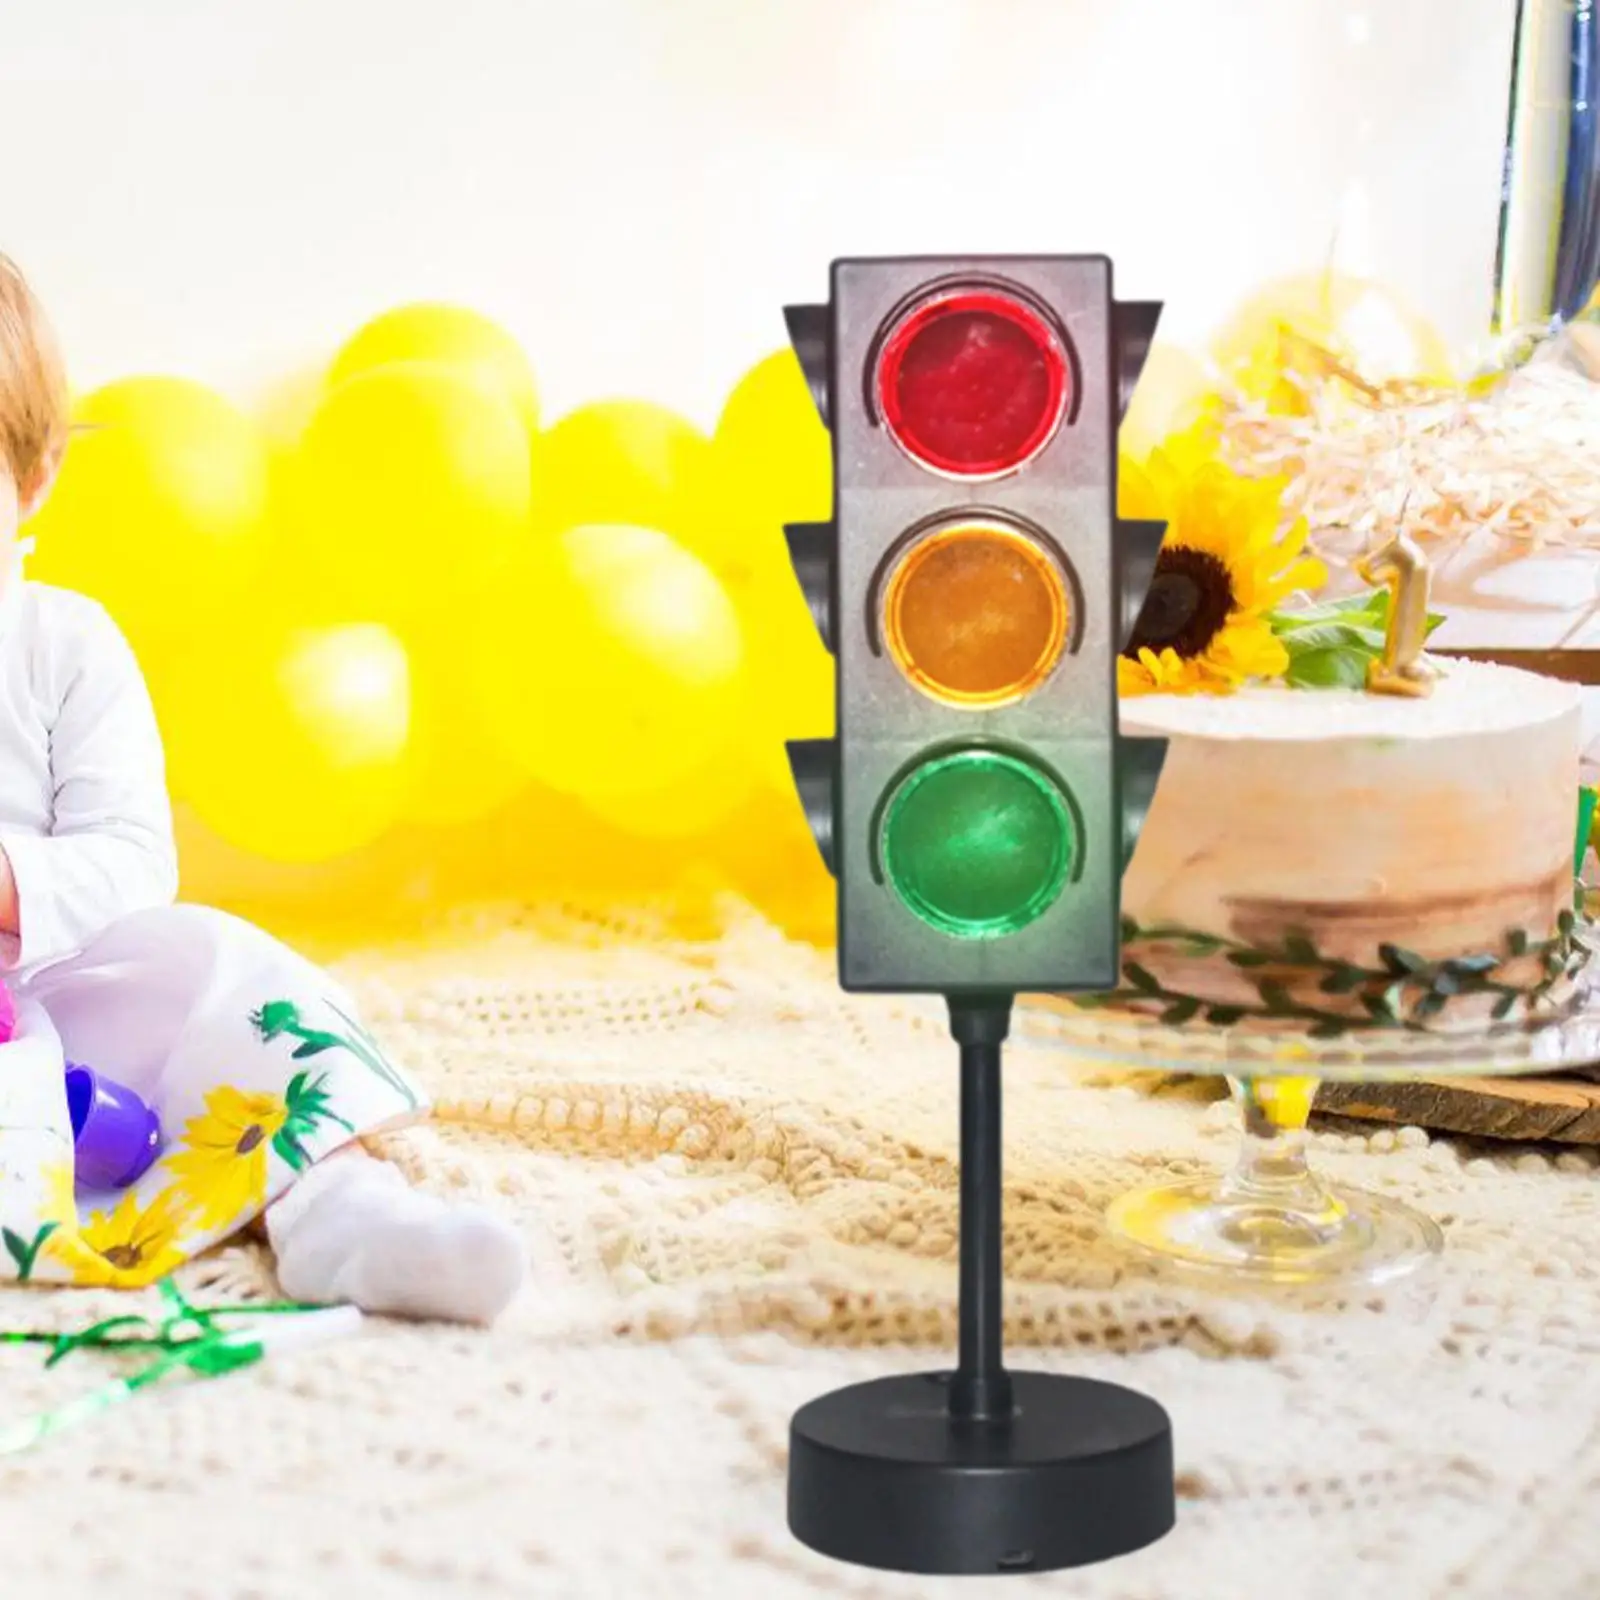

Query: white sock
<box><xmin>267</xmin><ymin>1156</ymin><xmax>525</xmax><ymax>1325</ymax></box>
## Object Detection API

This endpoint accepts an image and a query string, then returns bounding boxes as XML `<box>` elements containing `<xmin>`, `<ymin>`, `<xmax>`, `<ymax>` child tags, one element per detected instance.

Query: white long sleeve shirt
<box><xmin>0</xmin><ymin>578</ymin><xmax>178</xmax><ymax>978</ymax></box>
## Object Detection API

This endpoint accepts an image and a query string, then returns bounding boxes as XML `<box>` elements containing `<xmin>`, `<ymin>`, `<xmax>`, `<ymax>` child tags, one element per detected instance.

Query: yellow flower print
<box><xmin>165</xmin><ymin>1087</ymin><xmax>290</xmax><ymax>1233</ymax></box>
<box><xmin>41</xmin><ymin>1157</ymin><xmax>76</xmax><ymax>1225</ymax></box>
<box><xmin>68</xmin><ymin>1189</ymin><xmax>191</xmax><ymax>1289</ymax></box>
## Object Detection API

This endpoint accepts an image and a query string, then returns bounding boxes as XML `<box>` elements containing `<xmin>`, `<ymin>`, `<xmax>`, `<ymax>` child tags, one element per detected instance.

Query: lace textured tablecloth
<box><xmin>0</xmin><ymin>899</ymin><xmax>1596</xmax><ymax>1600</ymax></box>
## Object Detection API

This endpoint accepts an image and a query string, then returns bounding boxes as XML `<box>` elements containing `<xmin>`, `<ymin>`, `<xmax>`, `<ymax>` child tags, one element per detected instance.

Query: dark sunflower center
<box><xmin>1123</xmin><ymin>547</ymin><xmax>1236</xmax><ymax>661</ymax></box>
<box><xmin>236</xmin><ymin>1124</ymin><xmax>266</xmax><ymax>1155</ymax></box>
<box><xmin>102</xmin><ymin>1243</ymin><xmax>142</xmax><ymax>1270</ymax></box>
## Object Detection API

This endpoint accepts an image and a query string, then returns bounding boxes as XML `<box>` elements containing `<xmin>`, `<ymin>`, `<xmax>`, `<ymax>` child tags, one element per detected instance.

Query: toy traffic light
<box><xmin>781</xmin><ymin>258</ymin><xmax>1177</xmax><ymax>1579</ymax></box>
<box><xmin>784</xmin><ymin>256</ymin><xmax>1168</xmax><ymax>995</ymax></box>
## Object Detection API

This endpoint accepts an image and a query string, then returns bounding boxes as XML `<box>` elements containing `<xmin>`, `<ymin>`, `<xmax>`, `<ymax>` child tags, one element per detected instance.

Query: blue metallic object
<box><xmin>1495</xmin><ymin>0</ymin><xmax>1600</xmax><ymax>328</ymax></box>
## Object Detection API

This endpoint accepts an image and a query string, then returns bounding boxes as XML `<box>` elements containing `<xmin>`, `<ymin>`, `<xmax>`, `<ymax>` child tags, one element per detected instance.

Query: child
<box><xmin>0</xmin><ymin>256</ymin><xmax>524</xmax><ymax>1323</ymax></box>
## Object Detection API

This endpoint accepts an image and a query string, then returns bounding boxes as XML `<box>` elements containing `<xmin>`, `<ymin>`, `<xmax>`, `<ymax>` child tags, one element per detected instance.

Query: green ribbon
<box><xmin>1579</xmin><ymin>786</ymin><xmax>1598</xmax><ymax>880</ymax></box>
<box><xmin>0</xmin><ymin>1280</ymin><xmax>341</xmax><ymax>1456</ymax></box>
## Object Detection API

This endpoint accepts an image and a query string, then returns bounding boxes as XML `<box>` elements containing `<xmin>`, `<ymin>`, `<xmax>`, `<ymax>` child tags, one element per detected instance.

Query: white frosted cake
<box><xmin>1116</xmin><ymin>658</ymin><xmax>1587</xmax><ymax>1033</ymax></box>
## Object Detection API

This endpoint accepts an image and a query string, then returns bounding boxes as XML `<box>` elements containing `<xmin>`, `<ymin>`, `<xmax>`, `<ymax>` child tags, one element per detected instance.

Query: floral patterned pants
<box><xmin>0</xmin><ymin>904</ymin><xmax>425</xmax><ymax>1288</ymax></box>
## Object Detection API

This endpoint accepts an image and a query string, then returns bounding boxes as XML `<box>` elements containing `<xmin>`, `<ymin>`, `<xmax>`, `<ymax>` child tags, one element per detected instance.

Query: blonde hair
<box><xmin>0</xmin><ymin>255</ymin><xmax>68</xmax><ymax>496</ymax></box>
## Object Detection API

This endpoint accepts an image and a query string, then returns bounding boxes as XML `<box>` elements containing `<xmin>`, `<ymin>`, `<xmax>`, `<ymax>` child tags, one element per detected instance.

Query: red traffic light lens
<box><xmin>875</xmin><ymin>287</ymin><xmax>1070</xmax><ymax>477</ymax></box>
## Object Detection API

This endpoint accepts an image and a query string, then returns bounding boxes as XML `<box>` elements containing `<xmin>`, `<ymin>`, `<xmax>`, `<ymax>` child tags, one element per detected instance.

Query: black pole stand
<box><xmin>786</xmin><ymin>993</ymin><xmax>1176</xmax><ymax>1576</ymax></box>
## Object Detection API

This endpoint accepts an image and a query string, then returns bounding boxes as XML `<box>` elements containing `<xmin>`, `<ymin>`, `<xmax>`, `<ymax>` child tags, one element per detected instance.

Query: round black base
<box><xmin>787</xmin><ymin>1370</ymin><xmax>1175</xmax><ymax>1576</ymax></box>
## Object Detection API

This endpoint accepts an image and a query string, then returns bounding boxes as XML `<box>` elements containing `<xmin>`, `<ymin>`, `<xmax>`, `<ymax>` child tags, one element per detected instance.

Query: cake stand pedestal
<box><xmin>787</xmin><ymin>995</ymin><xmax>1175</xmax><ymax>1575</ymax></box>
<box><xmin>1106</xmin><ymin>1075</ymin><xmax>1441</xmax><ymax>1286</ymax></box>
<box><xmin>1019</xmin><ymin>961</ymin><xmax>1600</xmax><ymax>1287</ymax></box>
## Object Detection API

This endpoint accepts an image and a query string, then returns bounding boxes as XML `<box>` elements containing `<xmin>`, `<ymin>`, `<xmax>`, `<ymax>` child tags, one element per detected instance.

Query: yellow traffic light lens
<box><xmin>881</xmin><ymin>521</ymin><xmax>1070</xmax><ymax>707</ymax></box>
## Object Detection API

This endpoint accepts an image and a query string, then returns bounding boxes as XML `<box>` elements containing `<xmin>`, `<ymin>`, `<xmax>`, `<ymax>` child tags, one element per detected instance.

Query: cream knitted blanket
<box><xmin>0</xmin><ymin>899</ymin><xmax>1596</xmax><ymax>1600</ymax></box>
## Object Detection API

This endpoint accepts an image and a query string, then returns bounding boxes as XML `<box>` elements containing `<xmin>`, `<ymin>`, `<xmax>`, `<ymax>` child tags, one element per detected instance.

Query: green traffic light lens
<box><xmin>879</xmin><ymin>749</ymin><xmax>1076</xmax><ymax>938</ymax></box>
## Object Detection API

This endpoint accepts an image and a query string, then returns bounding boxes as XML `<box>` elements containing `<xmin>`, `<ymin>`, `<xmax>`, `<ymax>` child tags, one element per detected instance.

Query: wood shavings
<box><xmin>1220</xmin><ymin>346</ymin><xmax>1600</xmax><ymax>573</ymax></box>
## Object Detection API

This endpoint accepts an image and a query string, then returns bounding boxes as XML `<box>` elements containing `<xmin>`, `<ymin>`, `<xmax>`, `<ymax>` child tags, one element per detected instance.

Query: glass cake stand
<box><xmin>1017</xmin><ymin>942</ymin><xmax>1600</xmax><ymax>1287</ymax></box>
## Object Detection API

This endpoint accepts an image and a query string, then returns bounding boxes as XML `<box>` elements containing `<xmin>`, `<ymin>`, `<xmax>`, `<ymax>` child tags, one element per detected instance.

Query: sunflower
<box><xmin>1116</xmin><ymin>646</ymin><xmax>1208</xmax><ymax>698</ymax></box>
<box><xmin>1119</xmin><ymin>450</ymin><xmax>1325</xmax><ymax>697</ymax></box>
<box><xmin>165</xmin><ymin>1086</ymin><xmax>290</xmax><ymax>1232</ymax></box>
<box><xmin>67</xmin><ymin>1189</ymin><xmax>191</xmax><ymax>1288</ymax></box>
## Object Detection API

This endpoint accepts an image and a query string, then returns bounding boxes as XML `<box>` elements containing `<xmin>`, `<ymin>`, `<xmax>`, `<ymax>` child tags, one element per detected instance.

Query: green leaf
<box><xmin>291</xmin><ymin>1039</ymin><xmax>333</xmax><ymax>1060</ymax></box>
<box><xmin>1160</xmin><ymin>997</ymin><xmax>1201</xmax><ymax>1025</ymax></box>
<box><xmin>1443</xmin><ymin>953</ymin><xmax>1499</xmax><ymax>977</ymax></box>
<box><xmin>1124</xmin><ymin>963</ymin><xmax>1161</xmax><ymax>995</ymax></box>
<box><xmin>1278</xmin><ymin>621</ymin><xmax>1389</xmax><ymax>655</ymax></box>
<box><xmin>1119</xmin><ymin>915</ymin><xmax>1138</xmax><ymax>943</ymax></box>
<box><xmin>1268</xmin><ymin>588</ymin><xmax>1390</xmax><ymax>630</ymax></box>
<box><xmin>3</xmin><ymin>1223</ymin><xmax>55</xmax><ymax>1284</ymax></box>
<box><xmin>1414</xmin><ymin>991</ymin><xmax>1448</xmax><ymax>1020</ymax></box>
<box><xmin>1257</xmin><ymin>980</ymin><xmax>1296</xmax><ymax>1014</ymax></box>
<box><xmin>1227</xmin><ymin>949</ymin><xmax>1271</xmax><ymax>968</ymax></box>
<box><xmin>1282</xmin><ymin>933</ymin><xmax>1320</xmax><ymax>965</ymax></box>
<box><xmin>1507</xmin><ymin>928</ymin><xmax>1529</xmax><ymax>957</ymax></box>
<box><xmin>19</xmin><ymin>1224</ymin><xmax>55</xmax><ymax>1283</ymax></box>
<box><xmin>1308</xmin><ymin>1019</ymin><xmax>1346</xmax><ymax>1040</ymax></box>
<box><xmin>1378</xmin><ymin>944</ymin><xmax>1426</xmax><ymax>976</ymax></box>
<box><xmin>1492</xmin><ymin>992</ymin><xmax>1518</xmax><ymax>1021</ymax></box>
<box><xmin>252</xmin><ymin>1000</ymin><xmax>302</xmax><ymax>1041</ymax></box>
<box><xmin>1268</xmin><ymin>583</ymin><xmax>1436</xmax><ymax>692</ymax></box>
<box><xmin>1361</xmin><ymin>990</ymin><xmax>1398</xmax><ymax>1023</ymax></box>
<box><xmin>1282</xmin><ymin>648</ymin><xmax>1372</xmax><ymax>690</ymax></box>
<box><xmin>1320</xmin><ymin>965</ymin><xmax>1366</xmax><ymax>994</ymax></box>
<box><xmin>1273</xmin><ymin>585</ymin><xmax>1444</xmax><ymax>642</ymax></box>
<box><xmin>272</xmin><ymin>1128</ymin><xmax>312</xmax><ymax>1173</ymax></box>
<box><xmin>1362</xmin><ymin>980</ymin><xmax>1410</xmax><ymax>1023</ymax></box>
<box><xmin>1205</xmin><ymin>1005</ymin><xmax>1245</xmax><ymax>1026</ymax></box>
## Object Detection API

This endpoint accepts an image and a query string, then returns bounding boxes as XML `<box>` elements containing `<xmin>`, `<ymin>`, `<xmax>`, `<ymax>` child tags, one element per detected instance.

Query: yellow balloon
<box><xmin>1211</xmin><ymin>270</ymin><xmax>1453</xmax><ymax>411</ymax></box>
<box><xmin>166</xmin><ymin>622</ymin><xmax>412</xmax><ymax>864</ymax></box>
<box><xmin>737</xmin><ymin>556</ymin><xmax>834</xmax><ymax>790</ymax></box>
<box><xmin>252</xmin><ymin>366</ymin><xmax>326</xmax><ymax>453</ymax></box>
<box><xmin>713</xmin><ymin>348</ymin><xmax>831</xmax><ymax>527</ymax></box>
<box><xmin>328</xmin><ymin>303</ymin><xmax>540</xmax><ymax>434</ymax></box>
<box><xmin>704</xmin><ymin>349</ymin><xmax>835</xmax><ymax>763</ymax></box>
<box><xmin>710</xmin><ymin>784</ymin><xmax>836</xmax><ymax>945</ymax></box>
<box><xmin>293</xmin><ymin>364</ymin><xmax>533</xmax><ymax>621</ymax></box>
<box><xmin>583</xmin><ymin>750</ymin><xmax>758</xmax><ymax>840</ymax></box>
<box><xmin>535</xmin><ymin>400</ymin><xmax>717</xmax><ymax>542</ymax></box>
<box><xmin>399</xmin><ymin>622</ymin><xmax>532</xmax><ymax>828</ymax></box>
<box><xmin>1119</xmin><ymin>343</ymin><xmax>1215</xmax><ymax>462</ymax></box>
<box><xmin>29</xmin><ymin>378</ymin><xmax>271</xmax><ymax>651</ymax></box>
<box><xmin>172</xmin><ymin>803</ymin><xmax>420</xmax><ymax>938</ymax></box>
<box><xmin>448</xmin><ymin>781</ymin><xmax>668</xmax><ymax>900</ymax></box>
<box><xmin>471</xmin><ymin>524</ymin><xmax>746</xmax><ymax>801</ymax></box>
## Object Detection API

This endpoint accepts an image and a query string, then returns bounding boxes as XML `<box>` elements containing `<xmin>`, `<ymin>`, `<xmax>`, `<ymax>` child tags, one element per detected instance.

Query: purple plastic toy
<box><xmin>65</xmin><ymin>1064</ymin><xmax>163</xmax><ymax>1191</ymax></box>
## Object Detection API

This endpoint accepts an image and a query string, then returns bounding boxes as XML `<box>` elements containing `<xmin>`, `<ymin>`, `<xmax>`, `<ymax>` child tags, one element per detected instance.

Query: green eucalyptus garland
<box><xmin>1084</xmin><ymin>884</ymin><xmax>1591</xmax><ymax>1039</ymax></box>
